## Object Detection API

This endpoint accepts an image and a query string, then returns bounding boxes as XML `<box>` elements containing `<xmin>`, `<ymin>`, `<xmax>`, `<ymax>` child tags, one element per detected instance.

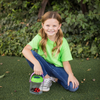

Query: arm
<box><xmin>63</xmin><ymin>61</ymin><xmax>79</xmax><ymax>88</ymax></box>
<box><xmin>22</xmin><ymin>45</ymin><xmax>43</xmax><ymax>75</ymax></box>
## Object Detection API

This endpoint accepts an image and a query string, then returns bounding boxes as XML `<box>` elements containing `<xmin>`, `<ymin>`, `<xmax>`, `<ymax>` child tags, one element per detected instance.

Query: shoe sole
<box><xmin>42</xmin><ymin>88</ymin><xmax>50</xmax><ymax>92</ymax></box>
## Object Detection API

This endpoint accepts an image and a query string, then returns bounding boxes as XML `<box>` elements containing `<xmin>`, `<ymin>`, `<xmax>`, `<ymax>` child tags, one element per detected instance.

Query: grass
<box><xmin>0</xmin><ymin>56</ymin><xmax>100</xmax><ymax>100</ymax></box>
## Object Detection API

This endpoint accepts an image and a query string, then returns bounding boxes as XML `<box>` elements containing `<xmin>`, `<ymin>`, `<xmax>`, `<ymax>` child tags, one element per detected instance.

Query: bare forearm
<box><xmin>63</xmin><ymin>61</ymin><xmax>79</xmax><ymax>88</ymax></box>
<box><xmin>63</xmin><ymin>61</ymin><xmax>73</xmax><ymax>76</ymax></box>
<box><xmin>22</xmin><ymin>45</ymin><xmax>43</xmax><ymax>75</ymax></box>
<box><xmin>22</xmin><ymin>45</ymin><xmax>38</xmax><ymax>65</ymax></box>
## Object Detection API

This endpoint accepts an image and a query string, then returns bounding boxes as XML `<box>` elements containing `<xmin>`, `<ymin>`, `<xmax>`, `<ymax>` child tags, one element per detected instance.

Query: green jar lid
<box><xmin>31</xmin><ymin>75</ymin><xmax>43</xmax><ymax>83</ymax></box>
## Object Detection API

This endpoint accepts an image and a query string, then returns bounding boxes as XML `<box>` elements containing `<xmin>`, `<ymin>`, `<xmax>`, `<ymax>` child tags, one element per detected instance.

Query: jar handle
<box><xmin>29</xmin><ymin>72</ymin><xmax>44</xmax><ymax>82</ymax></box>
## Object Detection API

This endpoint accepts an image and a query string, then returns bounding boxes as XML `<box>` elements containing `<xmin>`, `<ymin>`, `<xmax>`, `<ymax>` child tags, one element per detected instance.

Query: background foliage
<box><xmin>0</xmin><ymin>0</ymin><xmax>100</xmax><ymax>58</ymax></box>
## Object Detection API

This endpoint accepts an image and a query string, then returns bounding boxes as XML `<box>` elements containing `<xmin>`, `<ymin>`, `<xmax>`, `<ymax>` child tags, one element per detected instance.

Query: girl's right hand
<box><xmin>34</xmin><ymin>61</ymin><xmax>43</xmax><ymax>75</ymax></box>
<box><xmin>22</xmin><ymin>45</ymin><xmax>43</xmax><ymax>75</ymax></box>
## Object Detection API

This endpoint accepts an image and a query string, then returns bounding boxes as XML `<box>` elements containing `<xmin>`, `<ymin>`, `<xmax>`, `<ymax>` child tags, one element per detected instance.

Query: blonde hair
<box><xmin>39</xmin><ymin>11</ymin><xmax>63</xmax><ymax>56</ymax></box>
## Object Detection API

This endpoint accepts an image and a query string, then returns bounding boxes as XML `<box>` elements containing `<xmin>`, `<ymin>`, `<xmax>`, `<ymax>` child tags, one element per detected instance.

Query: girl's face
<box><xmin>42</xmin><ymin>18</ymin><xmax>61</xmax><ymax>40</ymax></box>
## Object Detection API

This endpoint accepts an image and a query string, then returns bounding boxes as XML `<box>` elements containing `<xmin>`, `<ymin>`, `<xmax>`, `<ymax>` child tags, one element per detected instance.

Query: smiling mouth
<box><xmin>47</xmin><ymin>31</ymin><xmax>54</xmax><ymax>32</ymax></box>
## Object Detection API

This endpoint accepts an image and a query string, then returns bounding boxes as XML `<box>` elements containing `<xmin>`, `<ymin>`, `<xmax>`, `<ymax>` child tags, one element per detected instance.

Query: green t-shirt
<box><xmin>28</xmin><ymin>34</ymin><xmax>73</xmax><ymax>67</ymax></box>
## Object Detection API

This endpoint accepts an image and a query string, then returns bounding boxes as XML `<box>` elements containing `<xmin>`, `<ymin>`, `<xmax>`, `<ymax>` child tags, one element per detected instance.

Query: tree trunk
<box><xmin>81</xmin><ymin>0</ymin><xmax>87</xmax><ymax>14</ymax></box>
<box><xmin>38</xmin><ymin>0</ymin><xmax>49</xmax><ymax>20</ymax></box>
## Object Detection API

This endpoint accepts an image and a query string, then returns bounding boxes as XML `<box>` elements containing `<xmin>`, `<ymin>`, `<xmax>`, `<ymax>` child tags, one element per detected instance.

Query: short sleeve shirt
<box><xmin>28</xmin><ymin>34</ymin><xmax>73</xmax><ymax>67</ymax></box>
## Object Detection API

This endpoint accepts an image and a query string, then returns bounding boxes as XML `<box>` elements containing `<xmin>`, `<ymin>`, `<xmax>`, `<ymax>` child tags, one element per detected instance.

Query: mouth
<box><xmin>47</xmin><ymin>30</ymin><xmax>54</xmax><ymax>33</ymax></box>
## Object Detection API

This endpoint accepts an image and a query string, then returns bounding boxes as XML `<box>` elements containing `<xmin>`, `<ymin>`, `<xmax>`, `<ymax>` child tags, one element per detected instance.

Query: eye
<box><xmin>53</xmin><ymin>25</ymin><xmax>56</xmax><ymax>27</ymax></box>
<box><xmin>46</xmin><ymin>25</ymin><xmax>49</xmax><ymax>27</ymax></box>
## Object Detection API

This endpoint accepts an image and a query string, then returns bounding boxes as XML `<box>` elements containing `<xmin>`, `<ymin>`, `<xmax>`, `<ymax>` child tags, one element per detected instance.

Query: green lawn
<box><xmin>0</xmin><ymin>56</ymin><xmax>100</xmax><ymax>100</ymax></box>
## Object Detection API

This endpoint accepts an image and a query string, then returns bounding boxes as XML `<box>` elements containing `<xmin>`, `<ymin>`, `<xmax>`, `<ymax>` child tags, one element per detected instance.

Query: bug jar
<box><xmin>29</xmin><ymin>72</ymin><xmax>44</xmax><ymax>95</ymax></box>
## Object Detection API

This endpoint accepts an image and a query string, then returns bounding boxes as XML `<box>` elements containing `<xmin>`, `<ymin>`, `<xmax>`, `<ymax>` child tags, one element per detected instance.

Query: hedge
<box><xmin>0</xmin><ymin>0</ymin><xmax>100</xmax><ymax>58</ymax></box>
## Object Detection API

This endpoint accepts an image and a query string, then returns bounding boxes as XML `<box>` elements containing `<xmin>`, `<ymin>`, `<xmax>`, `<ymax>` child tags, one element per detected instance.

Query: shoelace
<box><xmin>43</xmin><ymin>77</ymin><xmax>56</xmax><ymax>86</ymax></box>
<box><xmin>42</xmin><ymin>78</ymin><xmax>52</xmax><ymax>87</ymax></box>
<box><xmin>50</xmin><ymin>77</ymin><xmax>56</xmax><ymax>82</ymax></box>
<box><xmin>40</xmin><ymin>77</ymin><xmax>56</xmax><ymax>88</ymax></box>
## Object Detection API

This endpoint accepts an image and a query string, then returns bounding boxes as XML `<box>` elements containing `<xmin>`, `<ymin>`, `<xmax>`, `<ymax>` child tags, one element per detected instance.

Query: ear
<box><xmin>58</xmin><ymin>24</ymin><xmax>62</xmax><ymax>29</ymax></box>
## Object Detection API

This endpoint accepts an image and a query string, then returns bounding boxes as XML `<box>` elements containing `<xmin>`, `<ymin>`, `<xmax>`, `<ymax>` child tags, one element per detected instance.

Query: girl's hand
<box><xmin>68</xmin><ymin>74</ymin><xmax>79</xmax><ymax>89</ymax></box>
<box><xmin>34</xmin><ymin>61</ymin><xmax>43</xmax><ymax>75</ymax></box>
<box><xmin>22</xmin><ymin>45</ymin><xmax>43</xmax><ymax>75</ymax></box>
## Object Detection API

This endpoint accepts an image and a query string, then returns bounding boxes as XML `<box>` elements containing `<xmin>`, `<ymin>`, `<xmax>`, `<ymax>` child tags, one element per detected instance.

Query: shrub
<box><xmin>0</xmin><ymin>29</ymin><xmax>35</xmax><ymax>57</ymax></box>
<box><xmin>0</xmin><ymin>0</ymin><xmax>100</xmax><ymax>58</ymax></box>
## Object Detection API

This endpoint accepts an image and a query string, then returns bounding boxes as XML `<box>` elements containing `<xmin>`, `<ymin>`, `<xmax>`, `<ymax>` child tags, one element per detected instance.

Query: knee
<box><xmin>31</xmin><ymin>50</ymin><xmax>36</xmax><ymax>55</ymax></box>
<box><xmin>31</xmin><ymin>50</ymin><xmax>38</xmax><ymax>57</ymax></box>
<box><xmin>68</xmin><ymin>82</ymin><xmax>79</xmax><ymax>92</ymax></box>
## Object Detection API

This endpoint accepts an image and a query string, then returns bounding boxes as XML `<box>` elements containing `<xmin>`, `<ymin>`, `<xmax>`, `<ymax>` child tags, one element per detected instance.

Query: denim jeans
<box><xmin>26</xmin><ymin>50</ymin><xmax>79</xmax><ymax>92</ymax></box>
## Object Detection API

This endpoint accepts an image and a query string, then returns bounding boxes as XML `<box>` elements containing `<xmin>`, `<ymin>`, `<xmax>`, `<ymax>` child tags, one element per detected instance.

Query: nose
<box><xmin>49</xmin><ymin>26</ymin><xmax>53</xmax><ymax>30</ymax></box>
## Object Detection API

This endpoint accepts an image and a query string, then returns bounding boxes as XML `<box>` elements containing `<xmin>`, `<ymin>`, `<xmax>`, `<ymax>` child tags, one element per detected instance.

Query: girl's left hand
<box><xmin>68</xmin><ymin>74</ymin><xmax>79</xmax><ymax>89</ymax></box>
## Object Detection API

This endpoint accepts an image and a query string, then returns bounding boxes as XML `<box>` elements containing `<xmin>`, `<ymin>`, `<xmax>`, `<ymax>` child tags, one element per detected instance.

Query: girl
<box><xmin>22</xmin><ymin>11</ymin><xmax>79</xmax><ymax>92</ymax></box>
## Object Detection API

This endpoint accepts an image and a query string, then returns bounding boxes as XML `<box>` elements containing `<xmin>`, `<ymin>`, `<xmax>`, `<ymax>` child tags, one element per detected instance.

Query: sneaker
<box><xmin>50</xmin><ymin>77</ymin><xmax>56</xmax><ymax>82</ymax></box>
<box><xmin>39</xmin><ymin>77</ymin><xmax>56</xmax><ymax>92</ymax></box>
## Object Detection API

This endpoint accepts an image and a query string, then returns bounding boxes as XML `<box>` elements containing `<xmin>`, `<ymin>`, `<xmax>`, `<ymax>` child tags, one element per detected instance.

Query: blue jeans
<box><xmin>26</xmin><ymin>50</ymin><xmax>79</xmax><ymax>92</ymax></box>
